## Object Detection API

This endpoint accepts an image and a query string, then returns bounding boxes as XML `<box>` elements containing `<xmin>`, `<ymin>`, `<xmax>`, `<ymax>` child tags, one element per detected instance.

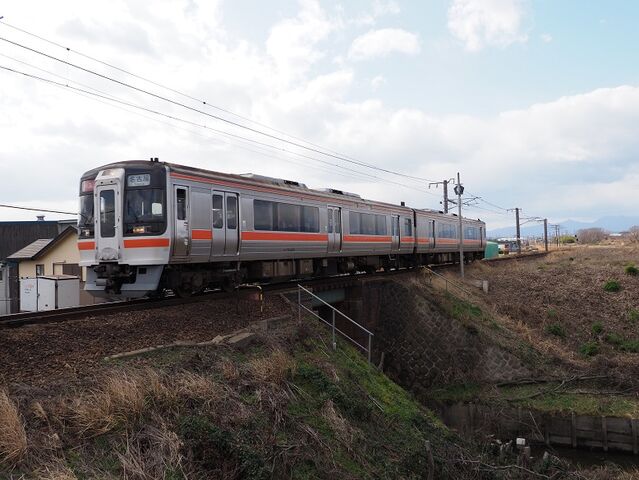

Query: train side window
<box><xmin>277</xmin><ymin>203</ymin><xmax>300</xmax><ymax>232</ymax></box>
<box><xmin>349</xmin><ymin>212</ymin><xmax>361</xmax><ymax>234</ymax></box>
<box><xmin>176</xmin><ymin>189</ymin><xmax>186</xmax><ymax>221</ymax></box>
<box><xmin>377</xmin><ymin>215</ymin><xmax>388</xmax><ymax>236</ymax></box>
<box><xmin>226</xmin><ymin>196</ymin><xmax>237</xmax><ymax>229</ymax></box>
<box><xmin>212</xmin><ymin>195</ymin><xmax>223</xmax><ymax>228</ymax></box>
<box><xmin>301</xmin><ymin>206</ymin><xmax>319</xmax><ymax>232</ymax></box>
<box><xmin>361</xmin><ymin>213</ymin><xmax>375</xmax><ymax>235</ymax></box>
<box><xmin>327</xmin><ymin>210</ymin><xmax>333</xmax><ymax>233</ymax></box>
<box><xmin>403</xmin><ymin>218</ymin><xmax>412</xmax><ymax>236</ymax></box>
<box><xmin>254</xmin><ymin>200</ymin><xmax>274</xmax><ymax>230</ymax></box>
<box><xmin>334</xmin><ymin>211</ymin><xmax>341</xmax><ymax>233</ymax></box>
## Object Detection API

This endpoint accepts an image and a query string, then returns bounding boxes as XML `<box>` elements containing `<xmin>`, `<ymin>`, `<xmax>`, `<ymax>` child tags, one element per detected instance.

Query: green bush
<box><xmin>603</xmin><ymin>280</ymin><xmax>621</xmax><ymax>292</ymax></box>
<box><xmin>605</xmin><ymin>333</ymin><xmax>623</xmax><ymax>345</ymax></box>
<box><xmin>579</xmin><ymin>341</ymin><xmax>599</xmax><ymax>357</ymax></box>
<box><xmin>620</xmin><ymin>340</ymin><xmax>639</xmax><ymax>353</ymax></box>
<box><xmin>591</xmin><ymin>322</ymin><xmax>604</xmax><ymax>335</ymax></box>
<box><xmin>545</xmin><ymin>323</ymin><xmax>565</xmax><ymax>337</ymax></box>
<box><xmin>625</xmin><ymin>264</ymin><xmax>639</xmax><ymax>276</ymax></box>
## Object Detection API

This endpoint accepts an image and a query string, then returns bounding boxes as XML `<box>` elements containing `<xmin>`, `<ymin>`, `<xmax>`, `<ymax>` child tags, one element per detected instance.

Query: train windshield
<box><xmin>124</xmin><ymin>189</ymin><xmax>166</xmax><ymax>235</ymax></box>
<box><xmin>78</xmin><ymin>194</ymin><xmax>94</xmax><ymax>238</ymax></box>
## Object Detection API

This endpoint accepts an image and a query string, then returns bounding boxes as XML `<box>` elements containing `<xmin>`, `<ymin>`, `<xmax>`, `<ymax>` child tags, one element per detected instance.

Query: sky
<box><xmin>0</xmin><ymin>0</ymin><xmax>638</xmax><ymax>229</ymax></box>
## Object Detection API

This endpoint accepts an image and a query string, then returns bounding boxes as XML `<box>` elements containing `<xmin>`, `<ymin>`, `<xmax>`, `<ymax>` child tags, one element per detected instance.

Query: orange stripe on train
<box><xmin>123</xmin><ymin>238</ymin><xmax>170</xmax><ymax>248</ymax></box>
<box><xmin>192</xmin><ymin>229</ymin><xmax>213</xmax><ymax>240</ymax></box>
<box><xmin>77</xmin><ymin>241</ymin><xmax>95</xmax><ymax>250</ymax></box>
<box><xmin>343</xmin><ymin>235</ymin><xmax>392</xmax><ymax>243</ymax></box>
<box><xmin>242</xmin><ymin>231</ymin><xmax>328</xmax><ymax>241</ymax></box>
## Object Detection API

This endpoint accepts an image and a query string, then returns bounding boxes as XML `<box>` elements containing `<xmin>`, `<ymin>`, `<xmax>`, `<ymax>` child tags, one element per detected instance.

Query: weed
<box><xmin>603</xmin><ymin>280</ymin><xmax>621</xmax><ymax>292</ymax></box>
<box><xmin>625</xmin><ymin>264</ymin><xmax>639</xmax><ymax>276</ymax></box>
<box><xmin>0</xmin><ymin>390</ymin><xmax>27</xmax><ymax>466</ymax></box>
<box><xmin>248</xmin><ymin>349</ymin><xmax>295</xmax><ymax>384</ymax></box>
<box><xmin>605</xmin><ymin>333</ymin><xmax>623</xmax><ymax>346</ymax></box>
<box><xmin>619</xmin><ymin>340</ymin><xmax>639</xmax><ymax>353</ymax></box>
<box><xmin>72</xmin><ymin>371</ymin><xmax>148</xmax><ymax>435</ymax></box>
<box><xmin>591</xmin><ymin>322</ymin><xmax>604</xmax><ymax>335</ymax></box>
<box><xmin>579</xmin><ymin>341</ymin><xmax>599</xmax><ymax>357</ymax></box>
<box><xmin>546</xmin><ymin>308</ymin><xmax>558</xmax><ymax>319</ymax></box>
<box><xmin>545</xmin><ymin>323</ymin><xmax>565</xmax><ymax>337</ymax></box>
<box><xmin>628</xmin><ymin>309</ymin><xmax>639</xmax><ymax>323</ymax></box>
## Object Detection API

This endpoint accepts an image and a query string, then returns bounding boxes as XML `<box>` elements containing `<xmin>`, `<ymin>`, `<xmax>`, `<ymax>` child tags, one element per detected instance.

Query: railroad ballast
<box><xmin>78</xmin><ymin>159</ymin><xmax>486</xmax><ymax>298</ymax></box>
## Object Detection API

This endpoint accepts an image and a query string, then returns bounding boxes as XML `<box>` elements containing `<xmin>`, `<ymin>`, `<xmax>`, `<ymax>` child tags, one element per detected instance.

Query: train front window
<box><xmin>99</xmin><ymin>190</ymin><xmax>116</xmax><ymax>238</ymax></box>
<box><xmin>124</xmin><ymin>189</ymin><xmax>166</xmax><ymax>235</ymax></box>
<box><xmin>78</xmin><ymin>195</ymin><xmax>94</xmax><ymax>238</ymax></box>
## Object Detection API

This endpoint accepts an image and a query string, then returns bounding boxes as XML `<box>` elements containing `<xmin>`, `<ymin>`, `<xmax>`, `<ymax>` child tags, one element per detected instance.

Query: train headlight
<box><xmin>132</xmin><ymin>226</ymin><xmax>147</xmax><ymax>234</ymax></box>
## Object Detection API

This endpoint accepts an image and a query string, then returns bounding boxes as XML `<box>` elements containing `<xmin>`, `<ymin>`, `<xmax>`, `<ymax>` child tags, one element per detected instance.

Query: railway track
<box><xmin>0</xmin><ymin>267</ymin><xmax>423</xmax><ymax>329</ymax></box>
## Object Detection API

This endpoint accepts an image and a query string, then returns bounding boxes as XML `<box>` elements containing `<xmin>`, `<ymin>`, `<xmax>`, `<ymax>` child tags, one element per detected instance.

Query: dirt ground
<box><xmin>464</xmin><ymin>245</ymin><xmax>639</xmax><ymax>370</ymax></box>
<box><xmin>0</xmin><ymin>294</ymin><xmax>291</xmax><ymax>390</ymax></box>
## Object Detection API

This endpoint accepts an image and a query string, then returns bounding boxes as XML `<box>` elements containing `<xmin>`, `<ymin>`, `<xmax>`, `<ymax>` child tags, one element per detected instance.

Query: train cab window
<box><xmin>403</xmin><ymin>218</ymin><xmax>412</xmax><ymax>237</ymax></box>
<box><xmin>227</xmin><ymin>196</ymin><xmax>237</xmax><ymax>229</ymax></box>
<box><xmin>99</xmin><ymin>190</ymin><xmax>116</xmax><ymax>238</ymax></box>
<box><xmin>212</xmin><ymin>195</ymin><xmax>223</xmax><ymax>228</ymax></box>
<box><xmin>176</xmin><ymin>189</ymin><xmax>186</xmax><ymax>221</ymax></box>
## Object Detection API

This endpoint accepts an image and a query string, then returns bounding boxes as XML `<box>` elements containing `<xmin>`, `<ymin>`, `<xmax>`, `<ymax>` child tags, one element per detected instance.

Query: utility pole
<box><xmin>543</xmin><ymin>218</ymin><xmax>548</xmax><ymax>252</ymax></box>
<box><xmin>515</xmin><ymin>208</ymin><xmax>521</xmax><ymax>254</ymax></box>
<box><xmin>454</xmin><ymin>172</ymin><xmax>465</xmax><ymax>278</ymax></box>
<box><xmin>429</xmin><ymin>178</ymin><xmax>454</xmax><ymax>213</ymax></box>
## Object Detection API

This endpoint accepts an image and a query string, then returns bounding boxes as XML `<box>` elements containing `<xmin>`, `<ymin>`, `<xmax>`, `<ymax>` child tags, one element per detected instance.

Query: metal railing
<box><xmin>297</xmin><ymin>284</ymin><xmax>373</xmax><ymax>363</ymax></box>
<box><xmin>423</xmin><ymin>267</ymin><xmax>473</xmax><ymax>297</ymax></box>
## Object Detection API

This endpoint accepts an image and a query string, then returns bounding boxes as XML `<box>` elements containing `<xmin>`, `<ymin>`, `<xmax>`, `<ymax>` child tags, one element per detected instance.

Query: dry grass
<box><xmin>117</xmin><ymin>422</ymin><xmax>184</xmax><ymax>480</ymax></box>
<box><xmin>320</xmin><ymin>400</ymin><xmax>356</xmax><ymax>446</ymax></box>
<box><xmin>0</xmin><ymin>389</ymin><xmax>28</xmax><ymax>466</ymax></box>
<box><xmin>173</xmin><ymin>371</ymin><xmax>222</xmax><ymax>405</ymax></box>
<box><xmin>248</xmin><ymin>349</ymin><xmax>295</xmax><ymax>385</ymax></box>
<box><xmin>72</xmin><ymin>371</ymin><xmax>148</xmax><ymax>436</ymax></box>
<box><xmin>35</xmin><ymin>465</ymin><xmax>79</xmax><ymax>480</ymax></box>
<box><xmin>220</xmin><ymin>358</ymin><xmax>240</xmax><ymax>382</ymax></box>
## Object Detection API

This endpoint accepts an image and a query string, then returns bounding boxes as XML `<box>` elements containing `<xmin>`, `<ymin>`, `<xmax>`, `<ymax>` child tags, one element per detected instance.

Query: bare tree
<box><xmin>577</xmin><ymin>228</ymin><xmax>607</xmax><ymax>244</ymax></box>
<box><xmin>627</xmin><ymin>226</ymin><xmax>639</xmax><ymax>243</ymax></box>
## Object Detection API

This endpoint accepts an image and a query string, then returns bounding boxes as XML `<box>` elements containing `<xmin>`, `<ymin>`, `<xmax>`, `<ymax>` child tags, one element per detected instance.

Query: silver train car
<box><xmin>77</xmin><ymin>160</ymin><xmax>486</xmax><ymax>298</ymax></box>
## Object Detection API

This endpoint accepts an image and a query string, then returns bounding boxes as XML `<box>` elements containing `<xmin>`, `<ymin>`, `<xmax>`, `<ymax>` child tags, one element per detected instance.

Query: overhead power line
<box><xmin>0</xmin><ymin>32</ymin><xmax>439</xmax><ymax>184</ymax></box>
<box><xmin>0</xmin><ymin>203</ymin><xmax>77</xmax><ymax>216</ymax></box>
<box><xmin>0</xmin><ymin>62</ymin><xmax>441</xmax><ymax>198</ymax></box>
<box><xmin>0</xmin><ymin>19</ymin><xmax>351</xmax><ymax>159</ymax></box>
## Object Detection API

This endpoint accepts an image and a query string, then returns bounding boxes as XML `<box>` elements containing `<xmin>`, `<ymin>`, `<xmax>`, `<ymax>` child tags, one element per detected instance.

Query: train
<box><xmin>77</xmin><ymin>159</ymin><xmax>486</xmax><ymax>298</ymax></box>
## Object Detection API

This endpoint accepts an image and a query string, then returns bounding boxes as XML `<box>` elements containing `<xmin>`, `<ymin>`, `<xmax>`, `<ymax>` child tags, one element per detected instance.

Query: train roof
<box><xmin>81</xmin><ymin>160</ymin><xmax>485</xmax><ymax>224</ymax></box>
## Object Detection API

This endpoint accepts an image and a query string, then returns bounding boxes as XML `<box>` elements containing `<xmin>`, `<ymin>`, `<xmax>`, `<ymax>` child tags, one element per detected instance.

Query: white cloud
<box><xmin>348</xmin><ymin>28</ymin><xmax>420</xmax><ymax>61</ymax></box>
<box><xmin>447</xmin><ymin>0</ymin><xmax>529</xmax><ymax>52</ymax></box>
<box><xmin>540</xmin><ymin>33</ymin><xmax>552</xmax><ymax>43</ymax></box>
<box><xmin>371</xmin><ymin>75</ymin><xmax>386</xmax><ymax>90</ymax></box>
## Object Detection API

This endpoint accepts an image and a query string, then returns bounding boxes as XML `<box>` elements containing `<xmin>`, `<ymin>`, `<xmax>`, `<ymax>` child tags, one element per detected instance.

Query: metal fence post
<box><xmin>332</xmin><ymin>309</ymin><xmax>336</xmax><ymax>350</ymax></box>
<box><xmin>297</xmin><ymin>286</ymin><xmax>301</xmax><ymax>322</ymax></box>
<box><xmin>367</xmin><ymin>333</ymin><xmax>372</xmax><ymax>363</ymax></box>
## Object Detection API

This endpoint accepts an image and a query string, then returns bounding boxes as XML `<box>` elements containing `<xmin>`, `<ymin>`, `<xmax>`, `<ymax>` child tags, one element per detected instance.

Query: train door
<box><xmin>480</xmin><ymin>226</ymin><xmax>484</xmax><ymax>248</ymax></box>
<box><xmin>391</xmin><ymin>215</ymin><xmax>400</xmax><ymax>250</ymax></box>
<box><xmin>96</xmin><ymin>185</ymin><xmax>120</xmax><ymax>255</ymax></box>
<box><xmin>428</xmin><ymin>220</ymin><xmax>436</xmax><ymax>248</ymax></box>
<box><xmin>327</xmin><ymin>206</ymin><xmax>342</xmax><ymax>253</ymax></box>
<box><xmin>173</xmin><ymin>185</ymin><xmax>190</xmax><ymax>257</ymax></box>
<box><xmin>190</xmin><ymin>188</ymin><xmax>212</xmax><ymax>261</ymax></box>
<box><xmin>211</xmin><ymin>191</ymin><xmax>239</xmax><ymax>257</ymax></box>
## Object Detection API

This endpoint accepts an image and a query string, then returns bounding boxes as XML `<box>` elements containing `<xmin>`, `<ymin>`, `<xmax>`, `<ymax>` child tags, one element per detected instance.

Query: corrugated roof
<box><xmin>7</xmin><ymin>238</ymin><xmax>53</xmax><ymax>260</ymax></box>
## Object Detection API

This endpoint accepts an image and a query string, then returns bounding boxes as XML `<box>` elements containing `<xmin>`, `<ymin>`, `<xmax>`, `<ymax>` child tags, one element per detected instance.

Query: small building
<box><xmin>6</xmin><ymin>226</ymin><xmax>102</xmax><ymax>309</ymax></box>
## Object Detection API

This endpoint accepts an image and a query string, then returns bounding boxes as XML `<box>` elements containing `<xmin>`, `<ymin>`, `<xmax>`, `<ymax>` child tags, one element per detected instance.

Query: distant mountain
<box><xmin>487</xmin><ymin>216</ymin><xmax>639</xmax><ymax>238</ymax></box>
